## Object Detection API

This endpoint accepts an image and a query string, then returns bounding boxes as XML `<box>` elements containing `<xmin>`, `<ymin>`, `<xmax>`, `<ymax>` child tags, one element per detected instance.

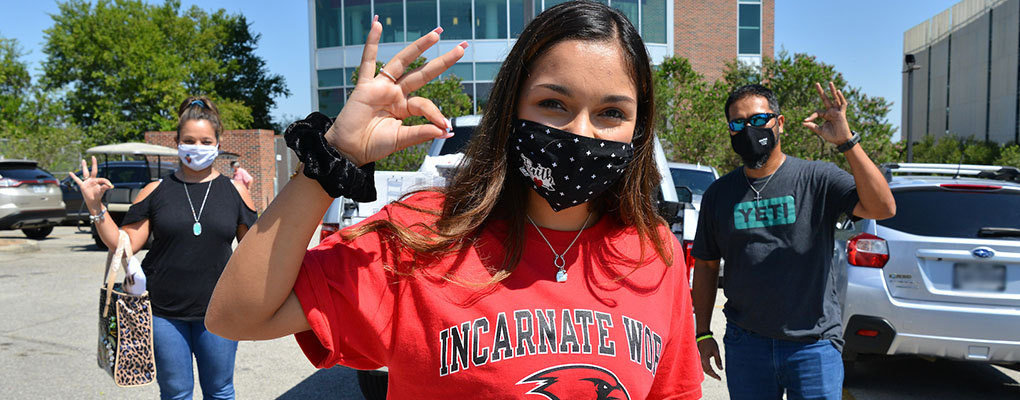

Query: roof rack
<box><xmin>880</xmin><ymin>163</ymin><xmax>1020</xmax><ymax>182</ymax></box>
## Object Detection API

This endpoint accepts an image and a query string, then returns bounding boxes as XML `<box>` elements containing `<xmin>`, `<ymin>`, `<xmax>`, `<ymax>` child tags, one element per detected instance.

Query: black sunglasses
<box><xmin>728</xmin><ymin>113</ymin><xmax>778</xmax><ymax>132</ymax></box>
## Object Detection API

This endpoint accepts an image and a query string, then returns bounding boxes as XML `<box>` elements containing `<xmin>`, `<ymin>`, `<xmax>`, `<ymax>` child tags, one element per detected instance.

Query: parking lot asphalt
<box><xmin>2</xmin><ymin>226</ymin><xmax>1018</xmax><ymax>399</ymax></box>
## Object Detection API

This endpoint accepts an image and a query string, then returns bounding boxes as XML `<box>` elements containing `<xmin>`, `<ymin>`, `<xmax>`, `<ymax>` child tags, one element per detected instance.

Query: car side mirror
<box><xmin>675</xmin><ymin>186</ymin><xmax>693</xmax><ymax>205</ymax></box>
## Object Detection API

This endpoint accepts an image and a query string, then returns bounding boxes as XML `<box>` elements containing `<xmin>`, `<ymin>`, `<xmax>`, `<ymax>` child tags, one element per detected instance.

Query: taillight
<box><xmin>320</xmin><ymin>223</ymin><xmax>340</xmax><ymax>242</ymax></box>
<box><xmin>683</xmin><ymin>240</ymin><xmax>695</xmax><ymax>267</ymax></box>
<box><xmin>0</xmin><ymin>178</ymin><xmax>23</xmax><ymax>188</ymax></box>
<box><xmin>855</xmin><ymin>329</ymin><xmax>880</xmax><ymax>337</ymax></box>
<box><xmin>847</xmin><ymin>233</ymin><xmax>889</xmax><ymax>268</ymax></box>
<box><xmin>41</xmin><ymin>179</ymin><xmax>58</xmax><ymax>185</ymax></box>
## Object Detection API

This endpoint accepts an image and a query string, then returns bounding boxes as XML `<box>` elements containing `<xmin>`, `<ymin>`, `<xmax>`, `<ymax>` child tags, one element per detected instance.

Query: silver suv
<box><xmin>0</xmin><ymin>160</ymin><xmax>66</xmax><ymax>239</ymax></box>
<box><xmin>838</xmin><ymin>163</ymin><xmax>1020</xmax><ymax>367</ymax></box>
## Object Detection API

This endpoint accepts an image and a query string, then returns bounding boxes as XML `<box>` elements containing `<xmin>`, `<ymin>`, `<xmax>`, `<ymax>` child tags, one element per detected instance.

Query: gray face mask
<box><xmin>730</xmin><ymin>125</ymin><xmax>776</xmax><ymax>169</ymax></box>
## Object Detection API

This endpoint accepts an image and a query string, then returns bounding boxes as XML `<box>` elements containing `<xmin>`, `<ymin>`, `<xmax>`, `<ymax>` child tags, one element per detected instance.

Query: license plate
<box><xmin>953</xmin><ymin>263</ymin><xmax>1006</xmax><ymax>292</ymax></box>
<box><xmin>31</xmin><ymin>185</ymin><xmax>46</xmax><ymax>194</ymax></box>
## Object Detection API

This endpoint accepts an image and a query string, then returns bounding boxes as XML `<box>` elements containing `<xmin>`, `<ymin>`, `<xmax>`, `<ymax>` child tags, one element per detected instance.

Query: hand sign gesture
<box><xmin>68</xmin><ymin>156</ymin><xmax>114</xmax><ymax>212</ymax></box>
<box><xmin>801</xmin><ymin>81</ymin><xmax>854</xmax><ymax>145</ymax></box>
<box><xmin>325</xmin><ymin>16</ymin><xmax>467</xmax><ymax>166</ymax></box>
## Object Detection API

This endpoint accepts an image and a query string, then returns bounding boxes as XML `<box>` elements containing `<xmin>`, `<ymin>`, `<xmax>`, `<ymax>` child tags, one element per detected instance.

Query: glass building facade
<box><xmin>310</xmin><ymin>0</ymin><xmax>674</xmax><ymax>116</ymax></box>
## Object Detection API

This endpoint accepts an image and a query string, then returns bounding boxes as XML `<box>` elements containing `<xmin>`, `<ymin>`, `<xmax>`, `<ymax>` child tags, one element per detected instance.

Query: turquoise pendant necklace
<box><xmin>183</xmin><ymin>178</ymin><xmax>213</xmax><ymax>236</ymax></box>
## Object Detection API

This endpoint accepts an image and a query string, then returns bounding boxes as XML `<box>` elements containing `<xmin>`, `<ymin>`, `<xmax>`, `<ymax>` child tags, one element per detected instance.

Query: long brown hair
<box><xmin>344</xmin><ymin>0</ymin><xmax>672</xmax><ymax>284</ymax></box>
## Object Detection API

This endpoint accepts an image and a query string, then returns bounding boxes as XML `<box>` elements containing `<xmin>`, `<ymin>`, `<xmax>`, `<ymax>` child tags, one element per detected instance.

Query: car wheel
<box><xmin>356</xmin><ymin>370</ymin><xmax>388</xmax><ymax>400</ymax></box>
<box><xmin>22</xmin><ymin>226</ymin><xmax>54</xmax><ymax>240</ymax></box>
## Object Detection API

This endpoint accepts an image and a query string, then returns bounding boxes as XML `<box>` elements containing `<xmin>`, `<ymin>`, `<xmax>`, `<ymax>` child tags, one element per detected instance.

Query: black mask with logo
<box><xmin>731</xmin><ymin>125</ymin><xmax>778</xmax><ymax>169</ymax></box>
<box><xmin>509</xmin><ymin>119</ymin><xmax>634</xmax><ymax>212</ymax></box>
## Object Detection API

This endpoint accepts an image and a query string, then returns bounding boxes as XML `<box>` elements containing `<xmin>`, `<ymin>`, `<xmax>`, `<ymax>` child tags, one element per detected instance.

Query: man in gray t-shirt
<box><xmin>691</xmin><ymin>83</ymin><xmax>895</xmax><ymax>399</ymax></box>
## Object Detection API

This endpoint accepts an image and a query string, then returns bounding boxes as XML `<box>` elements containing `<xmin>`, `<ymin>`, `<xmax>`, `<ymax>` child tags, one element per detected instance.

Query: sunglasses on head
<box><xmin>728</xmin><ymin>113</ymin><xmax>778</xmax><ymax>132</ymax></box>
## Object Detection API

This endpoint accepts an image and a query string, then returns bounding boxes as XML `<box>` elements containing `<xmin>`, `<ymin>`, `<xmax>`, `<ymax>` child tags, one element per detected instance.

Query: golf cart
<box><xmin>62</xmin><ymin>142</ymin><xmax>178</xmax><ymax>249</ymax></box>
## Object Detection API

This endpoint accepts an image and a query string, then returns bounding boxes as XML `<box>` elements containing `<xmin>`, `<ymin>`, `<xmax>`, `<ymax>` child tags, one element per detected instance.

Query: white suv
<box><xmin>668</xmin><ymin>162</ymin><xmax>720</xmax><ymax>283</ymax></box>
<box><xmin>838</xmin><ymin>163</ymin><xmax>1020</xmax><ymax>367</ymax></box>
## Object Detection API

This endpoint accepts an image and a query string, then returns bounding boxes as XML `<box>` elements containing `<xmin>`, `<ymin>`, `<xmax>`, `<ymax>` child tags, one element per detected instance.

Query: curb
<box><xmin>0</xmin><ymin>239</ymin><xmax>40</xmax><ymax>254</ymax></box>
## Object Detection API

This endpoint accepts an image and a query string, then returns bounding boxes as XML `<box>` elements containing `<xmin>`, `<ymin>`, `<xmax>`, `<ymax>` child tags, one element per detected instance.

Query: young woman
<box><xmin>207</xmin><ymin>1</ymin><xmax>701</xmax><ymax>398</ymax></box>
<box><xmin>73</xmin><ymin>97</ymin><xmax>257</xmax><ymax>399</ymax></box>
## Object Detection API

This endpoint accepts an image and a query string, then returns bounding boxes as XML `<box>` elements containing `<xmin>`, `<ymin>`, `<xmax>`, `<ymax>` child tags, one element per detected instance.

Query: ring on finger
<box><xmin>378</xmin><ymin>67</ymin><xmax>399</xmax><ymax>83</ymax></box>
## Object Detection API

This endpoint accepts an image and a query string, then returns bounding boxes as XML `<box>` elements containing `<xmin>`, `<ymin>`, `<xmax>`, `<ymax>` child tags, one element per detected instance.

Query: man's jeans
<box><xmin>723</xmin><ymin>323</ymin><xmax>843</xmax><ymax>400</ymax></box>
<box><xmin>153</xmin><ymin>315</ymin><xmax>238</xmax><ymax>400</ymax></box>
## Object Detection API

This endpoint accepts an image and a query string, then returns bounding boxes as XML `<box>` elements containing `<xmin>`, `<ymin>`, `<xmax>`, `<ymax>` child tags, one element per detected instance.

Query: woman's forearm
<box><xmin>207</xmin><ymin>174</ymin><xmax>333</xmax><ymax>338</ymax></box>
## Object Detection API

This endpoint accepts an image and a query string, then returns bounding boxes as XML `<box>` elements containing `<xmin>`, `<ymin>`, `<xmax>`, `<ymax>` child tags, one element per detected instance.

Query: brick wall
<box><xmin>145</xmin><ymin>130</ymin><xmax>277</xmax><ymax>212</ymax></box>
<box><xmin>674</xmin><ymin>0</ymin><xmax>775</xmax><ymax>82</ymax></box>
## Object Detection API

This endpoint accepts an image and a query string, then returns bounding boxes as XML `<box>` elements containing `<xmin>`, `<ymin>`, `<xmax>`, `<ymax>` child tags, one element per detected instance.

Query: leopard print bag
<box><xmin>97</xmin><ymin>230</ymin><xmax>156</xmax><ymax>387</ymax></box>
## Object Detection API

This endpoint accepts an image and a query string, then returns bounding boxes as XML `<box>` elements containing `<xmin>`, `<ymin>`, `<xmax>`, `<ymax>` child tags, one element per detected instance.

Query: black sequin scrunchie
<box><xmin>284</xmin><ymin>112</ymin><xmax>377</xmax><ymax>201</ymax></box>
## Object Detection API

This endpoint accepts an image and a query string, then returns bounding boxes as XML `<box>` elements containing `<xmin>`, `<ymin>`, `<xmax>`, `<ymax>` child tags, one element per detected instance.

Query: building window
<box><xmin>510</xmin><ymin>0</ymin><xmax>525</xmax><ymax>38</ymax></box>
<box><xmin>476</xmin><ymin>0</ymin><xmax>508</xmax><ymax>39</ymax></box>
<box><xmin>319</xmin><ymin>89</ymin><xmax>346</xmax><ymax>116</ymax></box>
<box><xmin>611</xmin><ymin>0</ymin><xmax>638</xmax><ymax>31</ymax></box>
<box><xmin>442</xmin><ymin>63</ymin><xmax>475</xmax><ymax>80</ymax></box>
<box><xmin>475</xmin><ymin>62</ymin><xmax>501</xmax><ymax>81</ymax></box>
<box><xmin>738</xmin><ymin>2</ymin><xmax>761</xmax><ymax>55</ymax></box>
<box><xmin>441</xmin><ymin>0</ymin><xmax>473</xmax><ymax>39</ymax></box>
<box><xmin>376</xmin><ymin>0</ymin><xmax>405</xmax><ymax>43</ymax></box>
<box><xmin>641</xmin><ymin>0</ymin><xmax>667</xmax><ymax>44</ymax></box>
<box><xmin>406</xmin><ymin>0</ymin><xmax>438</xmax><ymax>39</ymax></box>
<box><xmin>476</xmin><ymin>82</ymin><xmax>494</xmax><ymax>112</ymax></box>
<box><xmin>318</xmin><ymin>68</ymin><xmax>345</xmax><ymax>87</ymax></box>
<box><xmin>345</xmin><ymin>0</ymin><xmax>372</xmax><ymax>46</ymax></box>
<box><xmin>316</xmin><ymin>0</ymin><xmax>342</xmax><ymax>48</ymax></box>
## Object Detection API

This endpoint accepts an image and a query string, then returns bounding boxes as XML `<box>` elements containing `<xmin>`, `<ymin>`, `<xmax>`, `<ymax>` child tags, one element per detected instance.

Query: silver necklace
<box><xmin>526</xmin><ymin>212</ymin><xmax>593</xmax><ymax>283</ymax></box>
<box><xmin>183</xmin><ymin>178</ymin><xmax>213</xmax><ymax>236</ymax></box>
<box><xmin>743</xmin><ymin>157</ymin><xmax>786</xmax><ymax>205</ymax></box>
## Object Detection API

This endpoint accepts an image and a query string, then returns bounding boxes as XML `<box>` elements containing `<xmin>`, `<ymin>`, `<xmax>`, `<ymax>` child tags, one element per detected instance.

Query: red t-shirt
<box><xmin>293</xmin><ymin>193</ymin><xmax>702</xmax><ymax>399</ymax></box>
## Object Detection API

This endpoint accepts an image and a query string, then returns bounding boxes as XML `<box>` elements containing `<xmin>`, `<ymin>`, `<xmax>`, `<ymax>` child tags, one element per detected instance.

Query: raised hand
<box><xmin>68</xmin><ymin>156</ymin><xmax>114</xmax><ymax>212</ymax></box>
<box><xmin>801</xmin><ymin>81</ymin><xmax>853</xmax><ymax>145</ymax></box>
<box><xmin>325</xmin><ymin>16</ymin><xmax>467</xmax><ymax>166</ymax></box>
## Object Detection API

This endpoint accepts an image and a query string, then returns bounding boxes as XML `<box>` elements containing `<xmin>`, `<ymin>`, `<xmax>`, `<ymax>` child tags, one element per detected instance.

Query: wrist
<box><xmin>325</xmin><ymin>124</ymin><xmax>364</xmax><ymax>167</ymax></box>
<box><xmin>837</xmin><ymin>131</ymin><xmax>862</xmax><ymax>153</ymax></box>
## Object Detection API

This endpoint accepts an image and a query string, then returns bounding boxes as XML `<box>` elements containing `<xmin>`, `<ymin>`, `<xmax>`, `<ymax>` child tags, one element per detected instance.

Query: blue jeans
<box><xmin>723</xmin><ymin>323</ymin><xmax>843</xmax><ymax>400</ymax></box>
<box><xmin>153</xmin><ymin>315</ymin><xmax>238</xmax><ymax>400</ymax></box>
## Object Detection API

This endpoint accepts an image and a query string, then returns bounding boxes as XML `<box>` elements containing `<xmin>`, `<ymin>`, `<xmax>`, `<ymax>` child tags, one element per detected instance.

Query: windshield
<box><xmin>0</xmin><ymin>166</ymin><xmax>53</xmax><ymax>181</ymax></box>
<box><xmin>879</xmin><ymin>188</ymin><xmax>1020</xmax><ymax>238</ymax></box>
<box><xmin>670</xmin><ymin>168</ymin><xmax>716</xmax><ymax>195</ymax></box>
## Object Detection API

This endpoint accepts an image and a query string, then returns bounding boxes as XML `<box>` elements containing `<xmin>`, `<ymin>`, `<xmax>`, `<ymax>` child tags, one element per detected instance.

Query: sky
<box><xmin>1</xmin><ymin>1</ymin><xmax>964</xmax><ymax>140</ymax></box>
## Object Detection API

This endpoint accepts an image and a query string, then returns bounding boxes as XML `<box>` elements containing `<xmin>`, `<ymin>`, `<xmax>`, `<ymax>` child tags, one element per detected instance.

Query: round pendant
<box><xmin>556</xmin><ymin>269</ymin><xmax>568</xmax><ymax>283</ymax></box>
<box><xmin>192</xmin><ymin>222</ymin><xmax>202</xmax><ymax>236</ymax></box>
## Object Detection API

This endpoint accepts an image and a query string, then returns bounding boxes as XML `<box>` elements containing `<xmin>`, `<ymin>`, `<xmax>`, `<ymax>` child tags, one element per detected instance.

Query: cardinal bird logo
<box><xmin>517</xmin><ymin>364</ymin><xmax>631</xmax><ymax>400</ymax></box>
<box><xmin>185</xmin><ymin>154</ymin><xmax>193</xmax><ymax>164</ymax></box>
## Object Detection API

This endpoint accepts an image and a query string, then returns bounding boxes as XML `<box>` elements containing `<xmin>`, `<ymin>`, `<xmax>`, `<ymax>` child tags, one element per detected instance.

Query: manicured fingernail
<box><xmin>458</xmin><ymin>41</ymin><xmax>469</xmax><ymax>49</ymax></box>
<box><xmin>444</xmin><ymin>118</ymin><xmax>452</xmax><ymax>132</ymax></box>
<box><xmin>433</xmin><ymin>27</ymin><xmax>444</xmax><ymax>34</ymax></box>
<box><xmin>373</xmin><ymin>15</ymin><xmax>379</xmax><ymax>23</ymax></box>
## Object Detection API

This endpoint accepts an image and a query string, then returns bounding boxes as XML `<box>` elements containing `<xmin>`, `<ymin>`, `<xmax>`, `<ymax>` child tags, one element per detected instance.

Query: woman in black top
<box><xmin>71</xmin><ymin>96</ymin><xmax>257</xmax><ymax>399</ymax></box>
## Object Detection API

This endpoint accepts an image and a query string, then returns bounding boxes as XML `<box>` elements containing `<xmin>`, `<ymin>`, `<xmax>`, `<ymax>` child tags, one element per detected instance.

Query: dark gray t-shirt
<box><xmin>691</xmin><ymin>156</ymin><xmax>858</xmax><ymax>348</ymax></box>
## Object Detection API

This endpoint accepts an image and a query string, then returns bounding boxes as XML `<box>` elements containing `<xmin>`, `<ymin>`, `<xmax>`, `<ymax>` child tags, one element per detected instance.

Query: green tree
<box><xmin>207</xmin><ymin>13</ymin><xmax>289</xmax><ymax>129</ymax></box>
<box><xmin>41</xmin><ymin>0</ymin><xmax>284</xmax><ymax>143</ymax></box>
<box><xmin>653</xmin><ymin>56</ymin><xmax>732</xmax><ymax>168</ymax></box>
<box><xmin>722</xmin><ymin>52</ymin><xmax>899</xmax><ymax>171</ymax></box>
<box><xmin>0</xmin><ymin>36</ymin><xmax>32</xmax><ymax>125</ymax></box>
<box><xmin>350</xmin><ymin>58</ymin><xmax>472</xmax><ymax>171</ymax></box>
<box><xmin>996</xmin><ymin>144</ymin><xmax>1020</xmax><ymax>168</ymax></box>
<box><xmin>0</xmin><ymin>35</ymin><xmax>87</xmax><ymax>172</ymax></box>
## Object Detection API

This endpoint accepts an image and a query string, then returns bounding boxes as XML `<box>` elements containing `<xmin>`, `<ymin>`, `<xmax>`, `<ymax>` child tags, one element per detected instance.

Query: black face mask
<box><xmin>509</xmin><ymin>119</ymin><xmax>634</xmax><ymax>212</ymax></box>
<box><xmin>730</xmin><ymin>125</ymin><xmax>777</xmax><ymax>169</ymax></box>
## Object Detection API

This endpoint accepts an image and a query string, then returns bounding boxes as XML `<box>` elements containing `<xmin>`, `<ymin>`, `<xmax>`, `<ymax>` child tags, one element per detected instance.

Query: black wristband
<box><xmin>836</xmin><ymin>131</ymin><xmax>861</xmax><ymax>153</ymax></box>
<box><xmin>284</xmin><ymin>112</ymin><xmax>377</xmax><ymax>201</ymax></box>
